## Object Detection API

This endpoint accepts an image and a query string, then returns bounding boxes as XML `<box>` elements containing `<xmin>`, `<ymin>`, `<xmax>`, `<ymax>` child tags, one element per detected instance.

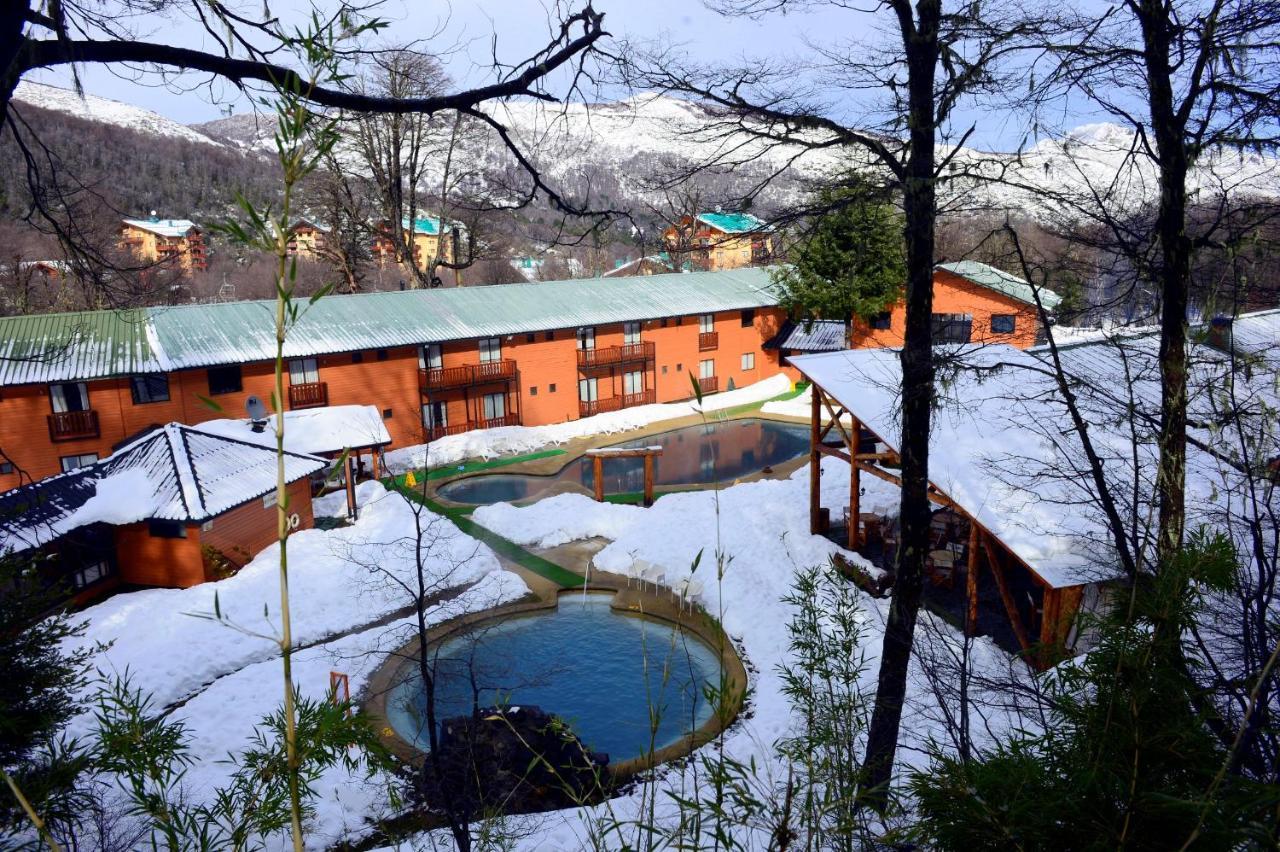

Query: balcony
<box><xmin>420</xmin><ymin>359</ymin><xmax>517</xmax><ymax>392</ymax></box>
<box><xmin>697</xmin><ymin>375</ymin><xmax>719</xmax><ymax>394</ymax></box>
<box><xmin>698</xmin><ymin>332</ymin><xmax>719</xmax><ymax>351</ymax></box>
<box><xmin>578</xmin><ymin>389</ymin><xmax>656</xmax><ymax>418</ymax></box>
<box><xmin>576</xmin><ymin>341</ymin><xmax>655</xmax><ymax>370</ymax></box>
<box><xmin>288</xmin><ymin>381</ymin><xmax>328</xmax><ymax>409</ymax></box>
<box><xmin>426</xmin><ymin>422</ymin><xmax>471</xmax><ymax>442</ymax></box>
<box><xmin>48</xmin><ymin>409</ymin><xmax>100</xmax><ymax>442</ymax></box>
<box><xmin>478</xmin><ymin>413</ymin><xmax>521</xmax><ymax>430</ymax></box>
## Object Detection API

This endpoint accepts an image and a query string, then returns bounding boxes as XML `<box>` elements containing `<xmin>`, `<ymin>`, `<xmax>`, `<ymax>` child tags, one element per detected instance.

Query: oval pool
<box><xmin>437</xmin><ymin>417</ymin><xmax>809</xmax><ymax>505</ymax></box>
<box><xmin>384</xmin><ymin>593</ymin><xmax>723</xmax><ymax>763</ymax></box>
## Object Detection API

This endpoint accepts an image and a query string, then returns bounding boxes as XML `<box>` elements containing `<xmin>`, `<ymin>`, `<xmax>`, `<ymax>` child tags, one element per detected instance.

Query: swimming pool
<box><xmin>437</xmin><ymin>417</ymin><xmax>809</xmax><ymax>505</ymax></box>
<box><xmin>384</xmin><ymin>593</ymin><xmax>724</xmax><ymax>763</ymax></box>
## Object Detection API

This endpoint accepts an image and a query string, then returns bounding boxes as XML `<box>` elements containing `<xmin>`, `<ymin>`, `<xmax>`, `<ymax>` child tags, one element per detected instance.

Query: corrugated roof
<box><xmin>696</xmin><ymin>211</ymin><xmax>768</xmax><ymax>234</ymax></box>
<box><xmin>404</xmin><ymin>215</ymin><xmax>450</xmax><ymax>235</ymax></box>
<box><xmin>0</xmin><ymin>308</ymin><xmax>160</xmax><ymax>385</ymax></box>
<box><xmin>937</xmin><ymin>260</ymin><xmax>1062</xmax><ymax>309</ymax></box>
<box><xmin>122</xmin><ymin>218</ymin><xmax>199</xmax><ymax>238</ymax></box>
<box><xmin>767</xmin><ymin>319</ymin><xmax>847</xmax><ymax>352</ymax></box>
<box><xmin>0</xmin><ymin>267</ymin><xmax>780</xmax><ymax>384</ymax></box>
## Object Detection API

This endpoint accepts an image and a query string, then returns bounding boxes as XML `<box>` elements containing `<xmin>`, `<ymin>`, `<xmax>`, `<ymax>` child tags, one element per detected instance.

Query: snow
<box><xmin>385</xmin><ymin>373</ymin><xmax>793</xmax><ymax>472</ymax></box>
<box><xmin>194</xmin><ymin>405</ymin><xmax>392</xmax><ymax>456</ymax></box>
<box><xmin>65</xmin><ymin>468</ymin><xmax>158</xmax><ymax>527</ymax></box>
<box><xmin>13</xmin><ymin>81</ymin><xmax>226</xmax><ymax>148</ymax></box>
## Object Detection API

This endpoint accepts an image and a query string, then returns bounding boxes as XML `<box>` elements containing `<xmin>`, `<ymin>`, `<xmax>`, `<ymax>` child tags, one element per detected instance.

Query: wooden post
<box><xmin>810</xmin><ymin>383</ymin><xmax>822</xmax><ymax>534</ymax></box>
<box><xmin>344</xmin><ymin>455</ymin><xmax>358</xmax><ymax>521</ymax></box>
<box><xmin>965</xmin><ymin>522</ymin><xmax>980</xmax><ymax>636</ymax></box>
<box><xmin>987</xmin><ymin>538</ymin><xmax>1033</xmax><ymax>655</ymax></box>
<box><xmin>369</xmin><ymin>448</ymin><xmax>379</xmax><ymax>480</ymax></box>
<box><xmin>643</xmin><ymin>453</ymin><xmax>655</xmax><ymax>507</ymax></box>
<box><xmin>593</xmin><ymin>454</ymin><xmax>605</xmax><ymax>503</ymax></box>
<box><xmin>848</xmin><ymin>415</ymin><xmax>861</xmax><ymax>549</ymax></box>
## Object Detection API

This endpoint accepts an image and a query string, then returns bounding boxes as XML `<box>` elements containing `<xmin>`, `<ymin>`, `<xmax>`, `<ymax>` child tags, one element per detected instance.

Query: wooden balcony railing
<box><xmin>697</xmin><ymin>375</ymin><xmax>719</xmax><ymax>394</ymax></box>
<box><xmin>288</xmin><ymin>381</ymin><xmax>328</xmax><ymax>409</ymax></box>
<box><xmin>698</xmin><ymin>331</ymin><xmax>719</xmax><ymax>351</ymax></box>
<box><xmin>478</xmin><ymin>413</ymin><xmax>521</xmax><ymax>430</ymax></box>
<box><xmin>426</xmin><ymin>422</ymin><xmax>471</xmax><ymax>442</ymax></box>
<box><xmin>577</xmin><ymin>341</ymin><xmax>655</xmax><ymax>370</ymax></box>
<box><xmin>420</xmin><ymin>359</ymin><xmax>517</xmax><ymax>391</ymax></box>
<box><xmin>48</xmin><ymin>409</ymin><xmax>100</xmax><ymax>442</ymax></box>
<box><xmin>578</xmin><ymin>389</ymin><xmax>656</xmax><ymax>418</ymax></box>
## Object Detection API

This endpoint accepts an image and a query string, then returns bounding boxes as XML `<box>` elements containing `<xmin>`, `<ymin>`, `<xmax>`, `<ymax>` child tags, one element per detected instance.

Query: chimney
<box><xmin>1206</xmin><ymin>315</ymin><xmax>1234</xmax><ymax>352</ymax></box>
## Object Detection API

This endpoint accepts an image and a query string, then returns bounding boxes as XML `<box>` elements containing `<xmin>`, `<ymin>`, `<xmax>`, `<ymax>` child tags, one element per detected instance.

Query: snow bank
<box><xmin>384</xmin><ymin>374</ymin><xmax>793</xmax><ymax>473</ymax></box>
<box><xmin>66</xmin><ymin>482</ymin><xmax>512</xmax><ymax>712</ymax></box>
<box><xmin>312</xmin><ymin>479</ymin><xmax>384</xmax><ymax>518</ymax></box>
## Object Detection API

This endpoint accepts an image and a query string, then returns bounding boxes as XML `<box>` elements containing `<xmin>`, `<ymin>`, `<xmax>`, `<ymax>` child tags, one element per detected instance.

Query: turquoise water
<box><xmin>437</xmin><ymin>417</ymin><xmax>809</xmax><ymax>505</ymax></box>
<box><xmin>385</xmin><ymin>593</ymin><xmax>723</xmax><ymax>763</ymax></box>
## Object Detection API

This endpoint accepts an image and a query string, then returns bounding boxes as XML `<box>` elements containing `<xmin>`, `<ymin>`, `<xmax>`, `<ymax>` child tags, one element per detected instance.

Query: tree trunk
<box><xmin>862</xmin><ymin>0</ymin><xmax>940</xmax><ymax>804</ymax></box>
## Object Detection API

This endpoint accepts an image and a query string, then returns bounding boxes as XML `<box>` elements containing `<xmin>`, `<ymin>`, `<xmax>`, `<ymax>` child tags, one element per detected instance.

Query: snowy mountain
<box><xmin>12</xmin><ymin>81</ymin><xmax>228</xmax><ymax>149</ymax></box>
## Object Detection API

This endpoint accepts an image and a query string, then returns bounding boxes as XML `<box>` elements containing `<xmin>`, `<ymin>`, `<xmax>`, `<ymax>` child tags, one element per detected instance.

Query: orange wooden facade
<box><xmin>119</xmin><ymin>221</ymin><xmax>209</xmax><ymax>273</ymax></box>
<box><xmin>0</xmin><ymin>307</ymin><xmax>790</xmax><ymax>491</ymax></box>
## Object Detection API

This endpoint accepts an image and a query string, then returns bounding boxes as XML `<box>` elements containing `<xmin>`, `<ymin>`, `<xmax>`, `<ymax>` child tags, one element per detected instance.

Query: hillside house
<box><xmin>287</xmin><ymin>218</ymin><xmax>330</xmax><ymax>260</ymax></box>
<box><xmin>120</xmin><ymin>215</ymin><xmax>208</xmax><ymax>272</ymax></box>
<box><xmin>372</xmin><ymin>215</ymin><xmax>457</xmax><ymax>281</ymax></box>
<box><xmin>0</xmin><ymin>268</ymin><xmax>788</xmax><ymax>490</ymax></box>
<box><xmin>603</xmin><ymin>254</ymin><xmax>677</xmax><ymax>278</ymax></box>
<box><xmin>662</xmin><ymin>211</ymin><xmax>774</xmax><ymax>271</ymax></box>
<box><xmin>0</xmin><ymin>424</ymin><xmax>325</xmax><ymax>603</ymax></box>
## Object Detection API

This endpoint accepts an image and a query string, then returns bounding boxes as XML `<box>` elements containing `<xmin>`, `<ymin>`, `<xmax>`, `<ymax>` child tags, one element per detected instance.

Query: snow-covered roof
<box><xmin>0</xmin><ymin>266</ymin><xmax>781</xmax><ymax>385</ymax></box>
<box><xmin>937</xmin><ymin>260</ymin><xmax>1062</xmax><ymax>309</ymax></box>
<box><xmin>790</xmin><ymin>316</ymin><xmax>1280</xmax><ymax>588</ymax></box>
<box><xmin>122</xmin><ymin>218</ymin><xmax>199</xmax><ymax>238</ymax></box>
<box><xmin>696</xmin><ymin>211</ymin><xmax>769</xmax><ymax>234</ymax></box>
<box><xmin>0</xmin><ymin>424</ymin><xmax>327</xmax><ymax>554</ymax></box>
<box><xmin>602</xmin><ymin>254</ymin><xmax>675</xmax><ymax>278</ymax></box>
<box><xmin>193</xmin><ymin>404</ymin><xmax>392</xmax><ymax>456</ymax></box>
<box><xmin>403</xmin><ymin>215</ymin><xmax>453</xmax><ymax>235</ymax></box>
<box><xmin>767</xmin><ymin>319</ymin><xmax>846</xmax><ymax>352</ymax></box>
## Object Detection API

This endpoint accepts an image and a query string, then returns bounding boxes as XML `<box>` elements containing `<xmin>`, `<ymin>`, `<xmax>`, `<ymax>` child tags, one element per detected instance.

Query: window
<box><xmin>383</xmin><ymin>408</ymin><xmax>393</xmax><ymax>419</ymax></box>
<box><xmin>549</xmin><ymin>383</ymin><xmax>557</xmax><ymax>393</ymax></box>
<box><xmin>576</xmin><ymin>327</ymin><xmax>596</xmax><ymax>350</ymax></box>
<box><xmin>207</xmin><ymin>365</ymin><xmax>242</xmax><ymax>395</ymax></box>
<box><xmin>991</xmin><ymin>314</ymin><xmax>1017</xmax><ymax>334</ymax></box>
<box><xmin>530</xmin><ymin>386</ymin><xmax>538</xmax><ymax>396</ymax></box>
<box><xmin>931</xmin><ymin>313</ymin><xmax>973</xmax><ymax>344</ymax></box>
<box><xmin>148</xmin><ymin>519</ymin><xmax>187</xmax><ymax>539</ymax></box>
<box><xmin>288</xmin><ymin>357</ymin><xmax>319</xmax><ymax>385</ymax></box>
<box><xmin>351</xmin><ymin>351</ymin><xmax>364</xmax><ymax>364</ymax></box>
<box><xmin>70</xmin><ymin>560</ymin><xmax>112</xmax><ymax>591</ymax></box>
<box><xmin>49</xmin><ymin>381</ymin><xmax>89</xmax><ymax>413</ymax></box>
<box><xmin>623</xmin><ymin>321</ymin><xmax>641</xmax><ymax>345</ymax></box>
<box><xmin>130</xmin><ymin>375</ymin><xmax>170</xmax><ymax>404</ymax></box>
<box><xmin>419</xmin><ymin>344</ymin><xmax>443</xmax><ymax>369</ymax></box>
<box><xmin>662</xmin><ymin>365</ymin><xmax>669</xmax><ymax>375</ymax></box>
<box><xmin>526</xmin><ymin>333</ymin><xmax>536</xmax><ymax>344</ymax></box>
<box><xmin>699</xmin><ymin>313</ymin><xmax>715</xmax><ymax>333</ymax></box>
<box><xmin>676</xmin><ymin>362</ymin><xmax>683</xmax><ymax>373</ymax></box>
<box><xmin>262</xmin><ymin>491</ymin><xmax>277</xmax><ymax>509</ymax></box>
<box><xmin>740</xmin><ymin>309</ymin><xmax>756</xmax><ymax>327</ymax></box>
<box><xmin>60</xmin><ymin>453</ymin><xmax>97</xmax><ymax>472</ymax></box>
<box><xmin>741</xmin><ymin>352</ymin><xmax>755</xmax><ymax>371</ymax></box>
<box><xmin>479</xmin><ymin>337</ymin><xmax>501</xmax><ymax>363</ymax></box>
<box><xmin>579</xmin><ymin>377</ymin><xmax>598</xmax><ymax>402</ymax></box>
<box><xmin>423</xmin><ymin>400</ymin><xmax>447</xmax><ymax>429</ymax></box>
<box><xmin>660</xmin><ymin>317</ymin><xmax>669</xmax><ymax>328</ymax></box>
<box><xmin>482</xmin><ymin>392</ymin><xmax>505</xmax><ymax>420</ymax></box>
<box><xmin>0</xmin><ymin>461</ymin><xmax>12</xmax><ymax>475</ymax></box>
<box><xmin>699</xmin><ymin>359</ymin><xmax>715</xmax><ymax>379</ymax></box>
<box><xmin>871</xmin><ymin>312</ymin><xmax>892</xmax><ymax>330</ymax></box>
<box><xmin>376</xmin><ymin>348</ymin><xmax>389</xmax><ymax>361</ymax></box>
<box><xmin>623</xmin><ymin>370</ymin><xmax>644</xmax><ymax>395</ymax></box>
<box><xmin>545</xmin><ymin>331</ymin><xmax>554</xmax><ymax>342</ymax></box>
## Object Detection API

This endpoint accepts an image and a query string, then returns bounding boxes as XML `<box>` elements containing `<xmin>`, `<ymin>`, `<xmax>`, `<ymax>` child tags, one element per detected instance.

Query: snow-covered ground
<box><xmin>384</xmin><ymin>373</ymin><xmax>794</xmax><ymax>472</ymax></box>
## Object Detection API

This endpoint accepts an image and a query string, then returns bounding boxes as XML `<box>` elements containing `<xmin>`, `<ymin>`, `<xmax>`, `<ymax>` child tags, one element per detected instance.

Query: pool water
<box><xmin>385</xmin><ymin>593</ymin><xmax>723</xmax><ymax>763</ymax></box>
<box><xmin>437</xmin><ymin>417</ymin><xmax>809</xmax><ymax>505</ymax></box>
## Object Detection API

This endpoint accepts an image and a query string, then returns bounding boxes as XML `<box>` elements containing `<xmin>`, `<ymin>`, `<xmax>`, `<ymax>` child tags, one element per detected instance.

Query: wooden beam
<box><xmin>643</xmin><ymin>454</ymin><xmax>655</xmax><ymax>507</ymax></box>
<box><xmin>854</xmin><ymin>451</ymin><xmax>899</xmax><ymax>463</ymax></box>
<box><xmin>810</xmin><ymin>384</ymin><xmax>822</xmax><ymax>534</ymax></box>
<box><xmin>584</xmin><ymin>447</ymin><xmax>662</xmax><ymax>459</ymax></box>
<box><xmin>966</xmin><ymin>521</ymin><xmax>980</xmax><ymax>637</ymax></box>
<box><xmin>592</xmin><ymin>454</ymin><xmax>604</xmax><ymax>503</ymax></box>
<box><xmin>849</xmin><ymin>415</ymin><xmax>861</xmax><ymax>550</ymax></box>
<box><xmin>986</xmin><ymin>533</ymin><xmax>1033</xmax><ymax>655</ymax></box>
<box><xmin>817</xmin><ymin>442</ymin><xmax>852</xmax><ymax>462</ymax></box>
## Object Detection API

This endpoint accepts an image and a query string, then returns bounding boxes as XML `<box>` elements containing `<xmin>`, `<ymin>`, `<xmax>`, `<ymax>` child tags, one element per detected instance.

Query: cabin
<box><xmin>372</xmin><ymin>215</ymin><xmax>458</xmax><ymax>281</ymax></box>
<box><xmin>0</xmin><ymin>424</ymin><xmax>326</xmax><ymax>604</ymax></box>
<box><xmin>603</xmin><ymin>254</ymin><xmax>677</xmax><ymax>278</ymax></box>
<box><xmin>662</xmin><ymin>212</ymin><xmax>774</xmax><ymax>271</ymax></box>
<box><xmin>120</xmin><ymin>215</ymin><xmax>208</xmax><ymax>272</ymax></box>
<box><xmin>287</xmin><ymin>218</ymin><xmax>330</xmax><ymax>260</ymax></box>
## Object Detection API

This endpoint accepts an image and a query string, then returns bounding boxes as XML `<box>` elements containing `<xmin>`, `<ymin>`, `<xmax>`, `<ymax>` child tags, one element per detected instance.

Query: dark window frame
<box><xmin>931</xmin><ymin>313</ymin><xmax>973</xmax><ymax>344</ymax></box>
<box><xmin>148</xmin><ymin>519</ymin><xmax>188</xmax><ymax>539</ymax></box>
<box><xmin>740</xmin><ymin>308</ymin><xmax>756</xmax><ymax>327</ymax></box>
<box><xmin>991</xmin><ymin>314</ymin><xmax>1017</xmax><ymax>334</ymax></box>
<box><xmin>870</xmin><ymin>312</ymin><xmax>892</xmax><ymax>330</ymax></box>
<box><xmin>207</xmin><ymin>365</ymin><xmax>243</xmax><ymax>395</ymax></box>
<box><xmin>130</xmin><ymin>374</ymin><xmax>170</xmax><ymax>404</ymax></box>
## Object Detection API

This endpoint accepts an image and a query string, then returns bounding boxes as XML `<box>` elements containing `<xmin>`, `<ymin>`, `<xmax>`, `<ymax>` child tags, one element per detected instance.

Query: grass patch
<box><xmin>389</xmin><ymin>448</ymin><xmax>567</xmax><ymax>487</ymax></box>
<box><xmin>708</xmin><ymin>381</ymin><xmax>810</xmax><ymax>419</ymax></box>
<box><xmin>389</xmin><ymin>482</ymin><xmax>586</xmax><ymax>589</ymax></box>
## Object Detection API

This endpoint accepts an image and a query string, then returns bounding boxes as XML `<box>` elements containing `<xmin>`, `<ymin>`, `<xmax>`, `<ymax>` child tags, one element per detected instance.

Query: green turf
<box><xmin>709</xmin><ymin>381</ymin><xmax>810</xmax><ymax>419</ymax></box>
<box><xmin>389</xmin><ymin>482</ymin><xmax>586</xmax><ymax>588</ymax></box>
<box><xmin>390</xmin><ymin>448</ymin><xmax>567</xmax><ymax>487</ymax></box>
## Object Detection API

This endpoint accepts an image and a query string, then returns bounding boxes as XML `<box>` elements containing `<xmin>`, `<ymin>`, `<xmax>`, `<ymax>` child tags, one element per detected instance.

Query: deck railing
<box><xmin>420</xmin><ymin>359</ymin><xmax>517</xmax><ymax>391</ymax></box>
<box><xmin>48</xmin><ymin>409</ymin><xmax>100</xmax><ymax>442</ymax></box>
<box><xmin>698</xmin><ymin>331</ymin><xmax>719</xmax><ymax>351</ymax></box>
<box><xmin>578</xmin><ymin>389</ymin><xmax>656</xmax><ymax>418</ymax></box>
<box><xmin>697</xmin><ymin>375</ymin><xmax>719</xmax><ymax>394</ymax></box>
<box><xmin>477</xmin><ymin>413</ymin><xmax>521</xmax><ymax>430</ymax></box>
<box><xmin>576</xmin><ymin>341</ymin><xmax>655</xmax><ymax>369</ymax></box>
<box><xmin>288</xmin><ymin>381</ymin><xmax>328</xmax><ymax>409</ymax></box>
<box><xmin>425</xmin><ymin>422</ymin><xmax>471</xmax><ymax>442</ymax></box>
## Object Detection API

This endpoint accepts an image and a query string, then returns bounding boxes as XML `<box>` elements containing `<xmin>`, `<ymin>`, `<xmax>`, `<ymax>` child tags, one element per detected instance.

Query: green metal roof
<box><xmin>937</xmin><ymin>260</ymin><xmax>1062</xmax><ymax>309</ymax></box>
<box><xmin>0</xmin><ymin>308</ymin><xmax>159</xmax><ymax>385</ymax></box>
<box><xmin>404</xmin><ymin>216</ymin><xmax>447</xmax><ymax>235</ymax></box>
<box><xmin>0</xmin><ymin>267</ymin><xmax>781</xmax><ymax>385</ymax></box>
<box><xmin>696</xmin><ymin>211</ymin><xmax>768</xmax><ymax>234</ymax></box>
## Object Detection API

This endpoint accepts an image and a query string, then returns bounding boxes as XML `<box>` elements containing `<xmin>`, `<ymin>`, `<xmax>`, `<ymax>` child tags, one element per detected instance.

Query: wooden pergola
<box><xmin>585</xmin><ymin>446</ymin><xmax>664</xmax><ymax>506</ymax></box>
<box><xmin>806</xmin><ymin>383</ymin><xmax>1084</xmax><ymax>665</ymax></box>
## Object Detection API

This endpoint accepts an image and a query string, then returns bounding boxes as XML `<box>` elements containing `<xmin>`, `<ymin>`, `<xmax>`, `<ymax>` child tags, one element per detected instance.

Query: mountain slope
<box><xmin>13</xmin><ymin>81</ymin><xmax>227</xmax><ymax>149</ymax></box>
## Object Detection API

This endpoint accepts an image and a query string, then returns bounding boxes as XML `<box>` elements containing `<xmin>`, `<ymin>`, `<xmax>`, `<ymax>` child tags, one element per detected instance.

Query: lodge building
<box><xmin>0</xmin><ymin>263</ymin><xmax>1056</xmax><ymax>493</ymax></box>
<box><xmin>119</xmin><ymin>215</ymin><xmax>209</xmax><ymax>273</ymax></box>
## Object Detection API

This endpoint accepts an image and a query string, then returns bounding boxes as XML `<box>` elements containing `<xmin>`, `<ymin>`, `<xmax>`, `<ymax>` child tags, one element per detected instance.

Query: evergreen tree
<box><xmin>773</xmin><ymin>180</ymin><xmax>906</xmax><ymax>343</ymax></box>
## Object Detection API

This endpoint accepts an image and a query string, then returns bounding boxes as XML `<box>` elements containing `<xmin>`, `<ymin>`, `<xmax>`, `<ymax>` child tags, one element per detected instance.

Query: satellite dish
<box><xmin>246</xmin><ymin>395</ymin><xmax>269</xmax><ymax>431</ymax></box>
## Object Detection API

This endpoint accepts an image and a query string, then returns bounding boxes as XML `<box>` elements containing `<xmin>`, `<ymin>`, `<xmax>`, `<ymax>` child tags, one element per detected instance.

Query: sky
<box><xmin>26</xmin><ymin>0</ymin><xmax>1112</xmax><ymax>152</ymax></box>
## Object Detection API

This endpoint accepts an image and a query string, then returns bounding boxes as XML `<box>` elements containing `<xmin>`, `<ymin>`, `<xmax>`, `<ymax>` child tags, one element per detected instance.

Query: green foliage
<box><xmin>773</xmin><ymin>179</ymin><xmax>906</xmax><ymax>329</ymax></box>
<box><xmin>912</xmin><ymin>530</ymin><xmax>1279</xmax><ymax>850</ymax></box>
